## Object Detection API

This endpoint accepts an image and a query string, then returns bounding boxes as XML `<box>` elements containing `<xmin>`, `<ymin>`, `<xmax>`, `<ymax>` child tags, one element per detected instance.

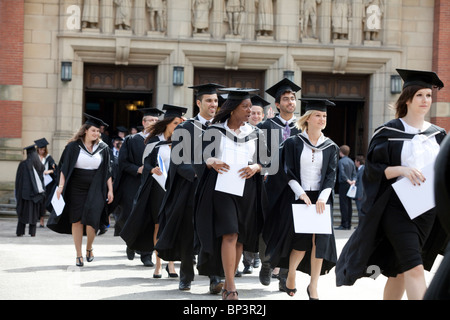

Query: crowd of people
<box><xmin>14</xmin><ymin>69</ymin><xmax>450</xmax><ymax>300</ymax></box>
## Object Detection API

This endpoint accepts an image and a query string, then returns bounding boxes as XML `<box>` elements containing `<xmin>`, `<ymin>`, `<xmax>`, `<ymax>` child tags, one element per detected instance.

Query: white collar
<box><xmin>277</xmin><ymin>114</ymin><xmax>296</xmax><ymax>125</ymax></box>
<box><xmin>301</xmin><ymin>131</ymin><xmax>325</xmax><ymax>146</ymax></box>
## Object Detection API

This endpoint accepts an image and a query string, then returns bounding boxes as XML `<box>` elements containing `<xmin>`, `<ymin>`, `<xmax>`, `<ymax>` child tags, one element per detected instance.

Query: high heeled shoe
<box><xmin>165</xmin><ymin>264</ymin><xmax>178</xmax><ymax>278</ymax></box>
<box><xmin>76</xmin><ymin>256</ymin><xmax>84</xmax><ymax>267</ymax></box>
<box><xmin>86</xmin><ymin>248</ymin><xmax>94</xmax><ymax>262</ymax></box>
<box><xmin>307</xmin><ymin>285</ymin><xmax>319</xmax><ymax>300</ymax></box>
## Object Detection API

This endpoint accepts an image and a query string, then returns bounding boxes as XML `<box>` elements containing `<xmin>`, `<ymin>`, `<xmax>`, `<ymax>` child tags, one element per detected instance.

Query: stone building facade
<box><xmin>0</xmin><ymin>0</ymin><xmax>449</xmax><ymax>189</ymax></box>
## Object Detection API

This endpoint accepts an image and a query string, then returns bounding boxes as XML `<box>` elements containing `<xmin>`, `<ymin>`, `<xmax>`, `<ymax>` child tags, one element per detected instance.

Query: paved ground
<box><xmin>0</xmin><ymin>216</ymin><xmax>443</xmax><ymax>302</ymax></box>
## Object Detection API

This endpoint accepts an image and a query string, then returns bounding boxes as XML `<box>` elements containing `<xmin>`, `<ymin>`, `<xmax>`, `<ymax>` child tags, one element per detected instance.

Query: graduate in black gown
<box><xmin>111</xmin><ymin>107</ymin><xmax>162</xmax><ymax>265</ymax></box>
<box><xmin>257</xmin><ymin>78</ymin><xmax>302</xmax><ymax>287</ymax></box>
<box><xmin>120</xmin><ymin>105</ymin><xmax>185</xmax><ymax>278</ymax></box>
<box><xmin>263</xmin><ymin>99</ymin><xmax>339</xmax><ymax>299</ymax></box>
<box><xmin>15</xmin><ymin>144</ymin><xmax>46</xmax><ymax>237</ymax></box>
<box><xmin>194</xmin><ymin>88</ymin><xmax>268</xmax><ymax>300</ymax></box>
<box><xmin>424</xmin><ymin>135</ymin><xmax>450</xmax><ymax>299</ymax></box>
<box><xmin>155</xmin><ymin>83</ymin><xmax>225</xmax><ymax>292</ymax></box>
<box><xmin>336</xmin><ymin>69</ymin><xmax>448</xmax><ymax>300</ymax></box>
<box><xmin>34</xmin><ymin>138</ymin><xmax>57</xmax><ymax>226</ymax></box>
<box><xmin>47</xmin><ymin>114</ymin><xmax>113</xmax><ymax>267</ymax></box>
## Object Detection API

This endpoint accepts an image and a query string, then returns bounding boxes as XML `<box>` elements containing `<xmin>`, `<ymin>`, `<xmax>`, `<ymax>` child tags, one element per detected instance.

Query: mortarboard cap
<box><xmin>84</xmin><ymin>113</ymin><xmax>109</xmax><ymax>128</ymax></box>
<box><xmin>34</xmin><ymin>138</ymin><xmax>49</xmax><ymax>148</ymax></box>
<box><xmin>189</xmin><ymin>83</ymin><xmax>225</xmax><ymax>96</ymax></box>
<box><xmin>138</xmin><ymin>107</ymin><xmax>164</xmax><ymax>117</ymax></box>
<box><xmin>162</xmin><ymin>104</ymin><xmax>188</xmax><ymax>118</ymax></box>
<box><xmin>300</xmin><ymin>98</ymin><xmax>335</xmax><ymax>112</ymax></box>
<box><xmin>265</xmin><ymin>78</ymin><xmax>301</xmax><ymax>100</ymax></box>
<box><xmin>251</xmin><ymin>95</ymin><xmax>271</xmax><ymax>109</ymax></box>
<box><xmin>116</xmin><ymin>126</ymin><xmax>128</xmax><ymax>133</ymax></box>
<box><xmin>396</xmin><ymin>69</ymin><xmax>444</xmax><ymax>90</ymax></box>
<box><xmin>24</xmin><ymin>144</ymin><xmax>36</xmax><ymax>154</ymax></box>
<box><xmin>219</xmin><ymin>88</ymin><xmax>259</xmax><ymax>101</ymax></box>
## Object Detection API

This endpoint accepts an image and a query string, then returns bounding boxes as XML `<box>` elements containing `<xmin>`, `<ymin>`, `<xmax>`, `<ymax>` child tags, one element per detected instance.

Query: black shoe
<box><xmin>235</xmin><ymin>270</ymin><xmax>242</xmax><ymax>277</ymax></box>
<box><xmin>126</xmin><ymin>247</ymin><xmax>135</xmax><ymax>260</ymax></box>
<box><xmin>86</xmin><ymin>248</ymin><xmax>94</xmax><ymax>262</ymax></box>
<box><xmin>209</xmin><ymin>278</ymin><xmax>224</xmax><ymax>294</ymax></box>
<box><xmin>334</xmin><ymin>225</ymin><xmax>350</xmax><ymax>230</ymax></box>
<box><xmin>76</xmin><ymin>256</ymin><xmax>84</xmax><ymax>267</ymax></box>
<box><xmin>243</xmin><ymin>266</ymin><xmax>253</xmax><ymax>274</ymax></box>
<box><xmin>141</xmin><ymin>255</ymin><xmax>154</xmax><ymax>267</ymax></box>
<box><xmin>279</xmin><ymin>277</ymin><xmax>287</xmax><ymax>292</ymax></box>
<box><xmin>165</xmin><ymin>264</ymin><xmax>178</xmax><ymax>277</ymax></box>
<box><xmin>259</xmin><ymin>265</ymin><xmax>272</xmax><ymax>286</ymax></box>
<box><xmin>179</xmin><ymin>281</ymin><xmax>191</xmax><ymax>291</ymax></box>
<box><xmin>307</xmin><ymin>285</ymin><xmax>319</xmax><ymax>300</ymax></box>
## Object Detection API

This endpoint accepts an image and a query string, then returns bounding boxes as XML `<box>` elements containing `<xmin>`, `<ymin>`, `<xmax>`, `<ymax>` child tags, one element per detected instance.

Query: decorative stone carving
<box><xmin>192</xmin><ymin>0</ymin><xmax>213</xmax><ymax>34</ymax></box>
<box><xmin>331</xmin><ymin>0</ymin><xmax>351</xmax><ymax>40</ymax></box>
<box><xmin>255</xmin><ymin>0</ymin><xmax>274</xmax><ymax>37</ymax></box>
<box><xmin>81</xmin><ymin>0</ymin><xmax>99</xmax><ymax>29</ymax></box>
<box><xmin>147</xmin><ymin>0</ymin><xmax>167</xmax><ymax>32</ymax></box>
<box><xmin>300</xmin><ymin>0</ymin><xmax>321</xmax><ymax>39</ymax></box>
<box><xmin>114</xmin><ymin>0</ymin><xmax>132</xmax><ymax>30</ymax></box>
<box><xmin>226</xmin><ymin>0</ymin><xmax>244</xmax><ymax>36</ymax></box>
<box><xmin>363</xmin><ymin>0</ymin><xmax>384</xmax><ymax>41</ymax></box>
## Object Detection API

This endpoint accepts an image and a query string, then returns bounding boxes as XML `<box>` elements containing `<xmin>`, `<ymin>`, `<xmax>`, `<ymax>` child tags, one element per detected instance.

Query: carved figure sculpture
<box><xmin>114</xmin><ymin>0</ymin><xmax>132</xmax><ymax>30</ymax></box>
<box><xmin>81</xmin><ymin>0</ymin><xmax>99</xmax><ymax>28</ymax></box>
<box><xmin>192</xmin><ymin>0</ymin><xmax>213</xmax><ymax>33</ymax></box>
<box><xmin>331</xmin><ymin>0</ymin><xmax>351</xmax><ymax>40</ymax></box>
<box><xmin>147</xmin><ymin>0</ymin><xmax>166</xmax><ymax>32</ymax></box>
<box><xmin>226</xmin><ymin>0</ymin><xmax>244</xmax><ymax>36</ymax></box>
<box><xmin>363</xmin><ymin>0</ymin><xmax>384</xmax><ymax>41</ymax></box>
<box><xmin>255</xmin><ymin>0</ymin><xmax>274</xmax><ymax>36</ymax></box>
<box><xmin>301</xmin><ymin>0</ymin><xmax>321</xmax><ymax>39</ymax></box>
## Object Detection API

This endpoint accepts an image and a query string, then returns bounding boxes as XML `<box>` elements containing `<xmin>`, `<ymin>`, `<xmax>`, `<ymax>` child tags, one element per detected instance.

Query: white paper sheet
<box><xmin>44</xmin><ymin>174</ymin><xmax>53</xmax><ymax>187</ymax></box>
<box><xmin>392</xmin><ymin>162</ymin><xmax>435</xmax><ymax>220</ymax></box>
<box><xmin>214</xmin><ymin>141</ymin><xmax>248</xmax><ymax>197</ymax></box>
<box><xmin>292</xmin><ymin>204</ymin><xmax>332</xmax><ymax>234</ymax></box>
<box><xmin>51</xmin><ymin>191</ymin><xmax>65</xmax><ymax>216</ymax></box>
<box><xmin>152</xmin><ymin>154</ymin><xmax>167</xmax><ymax>191</ymax></box>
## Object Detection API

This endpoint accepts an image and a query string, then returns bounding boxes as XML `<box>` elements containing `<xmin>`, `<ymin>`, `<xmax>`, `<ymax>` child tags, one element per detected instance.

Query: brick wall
<box><xmin>0</xmin><ymin>0</ymin><xmax>24</xmax><ymax>138</ymax></box>
<box><xmin>433</xmin><ymin>0</ymin><xmax>450</xmax><ymax>132</ymax></box>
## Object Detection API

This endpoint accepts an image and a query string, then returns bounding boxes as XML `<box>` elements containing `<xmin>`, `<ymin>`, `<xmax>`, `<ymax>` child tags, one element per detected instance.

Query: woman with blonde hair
<box><xmin>47</xmin><ymin>114</ymin><xmax>113</xmax><ymax>267</ymax></box>
<box><xmin>264</xmin><ymin>98</ymin><xmax>339</xmax><ymax>299</ymax></box>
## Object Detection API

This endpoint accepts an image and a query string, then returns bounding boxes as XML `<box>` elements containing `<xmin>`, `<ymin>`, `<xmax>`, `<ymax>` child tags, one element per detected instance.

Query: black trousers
<box><xmin>339</xmin><ymin>182</ymin><xmax>353</xmax><ymax>228</ymax></box>
<box><xmin>16</xmin><ymin>222</ymin><xmax>36</xmax><ymax>236</ymax></box>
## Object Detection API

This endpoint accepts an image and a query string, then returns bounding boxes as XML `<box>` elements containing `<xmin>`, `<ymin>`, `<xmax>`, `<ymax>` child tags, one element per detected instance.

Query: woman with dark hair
<box><xmin>194</xmin><ymin>88</ymin><xmax>268</xmax><ymax>300</ymax></box>
<box><xmin>34</xmin><ymin>138</ymin><xmax>57</xmax><ymax>227</ymax></box>
<box><xmin>47</xmin><ymin>114</ymin><xmax>113</xmax><ymax>267</ymax></box>
<box><xmin>120</xmin><ymin>105</ymin><xmax>185</xmax><ymax>278</ymax></box>
<box><xmin>336</xmin><ymin>69</ymin><xmax>448</xmax><ymax>300</ymax></box>
<box><xmin>15</xmin><ymin>145</ymin><xmax>46</xmax><ymax>236</ymax></box>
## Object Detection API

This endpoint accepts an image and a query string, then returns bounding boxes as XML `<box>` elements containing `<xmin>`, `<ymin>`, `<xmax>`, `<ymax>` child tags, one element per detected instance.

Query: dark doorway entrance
<box><xmin>83</xmin><ymin>64</ymin><xmax>156</xmax><ymax>138</ymax></box>
<box><xmin>302</xmin><ymin>73</ymin><xmax>369</xmax><ymax>158</ymax></box>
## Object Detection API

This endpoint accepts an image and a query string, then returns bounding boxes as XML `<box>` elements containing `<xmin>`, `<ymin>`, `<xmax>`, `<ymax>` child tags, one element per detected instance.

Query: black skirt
<box><xmin>379</xmin><ymin>191</ymin><xmax>436</xmax><ymax>276</ymax></box>
<box><xmin>67</xmin><ymin>168</ymin><xmax>97</xmax><ymax>224</ymax></box>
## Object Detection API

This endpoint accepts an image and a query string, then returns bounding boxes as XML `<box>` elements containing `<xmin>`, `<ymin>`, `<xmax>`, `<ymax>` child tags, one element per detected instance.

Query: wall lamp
<box><xmin>61</xmin><ymin>61</ymin><xmax>72</xmax><ymax>82</ymax></box>
<box><xmin>173</xmin><ymin>66</ymin><xmax>184</xmax><ymax>86</ymax></box>
<box><xmin>283</xmin><ymin>70</ymin><xmax>295</xmax><ymax>81</ymax></box>
<box><xmin>390</xmin><ymin>75</ymin><xmax>402</xmax><ymax>94</ymax></box>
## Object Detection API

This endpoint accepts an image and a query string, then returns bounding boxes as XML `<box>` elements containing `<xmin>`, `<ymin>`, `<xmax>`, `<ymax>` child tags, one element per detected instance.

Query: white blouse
<box><xmin>288</xmin><ymin>132</ymin><xmax>332</xmax><ymax>202</ymax></box>
<box><xmin>75</xmin><ymin>143</ymin><xmax>102</xmax><ymax>170</ymax></box>
<box><xmin>216</xmin><ymin>120</ymin><xmax>257</xmax><ymax>164</ymax></box>
<box><xmin>399</xmin><ymin>118</ymin><xmax>440</xmax><ymax>170</ymax></box>
<box><xmin>156</xmin><ymin>134</ymin><xmax>171</xmax><ymax>172</ymax></box>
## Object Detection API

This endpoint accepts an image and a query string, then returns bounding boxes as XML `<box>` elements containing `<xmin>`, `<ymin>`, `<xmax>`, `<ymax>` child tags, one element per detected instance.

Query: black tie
<box><xmin>205</xmin><ymin>121</ymin><xmax>211</xmax><ymax>127</ymax></box>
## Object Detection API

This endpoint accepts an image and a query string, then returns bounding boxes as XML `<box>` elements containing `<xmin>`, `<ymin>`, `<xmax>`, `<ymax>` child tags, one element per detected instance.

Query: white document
<box><xmin>51</xmin><ymin>191</ymin><xmax>65</xmax><ymax>216</ymax></box>
<box><xmin>214</xmin><ymin>140</ymin><xmax>248</xmax><ymax>197</ymax></box>
<box><xmin>392</xmin><ymin>162</ymin><xmax>435</xmax><ymax>220</ymax></box>
<box><xmin>292</xmin><ymin>204</ymin><xmax>332</xmax><ymax>234</ymax></box>
<box><xmin>152</xmin><ymin>154</ymin><xmax>167</xmax><ymax>191</ymax></box>
<box><xmin>44</xmin><ymin>174</ymin><xmax>53</xmax><ymax>187</ymax></box>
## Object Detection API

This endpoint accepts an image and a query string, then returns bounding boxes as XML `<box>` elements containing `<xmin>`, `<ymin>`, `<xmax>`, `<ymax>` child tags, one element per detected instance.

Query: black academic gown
<box><xmin>47</xmin><ymin>140</ymin><xmax>112</xmax><ymax>234</ymax></box>
<box><xmin>155</xmin><ymin>117</ymin><xmax>204</xmax><ymax>262</ymax></box>
<box><xmin>194</xmin><ymin>124</ymin><xmax>268</xmax><ymax>276</ymax></box>
<box><xmin>336</xmin><ymin>119</ymin><xmax>447</xmax><ymax>286</ymax></box>
<box><xmin>42</xmin><ymin>154</ymin><xmax>57</xmax><ymax>213</ymax></box>
<box><xmin>263</xmin><ymin>133</ymin><xmax>339</xmax><ymax>275</ymax></box>
<box><xmin>15</xmin><ymin>156</ymin><xmax>46</xmax><ymax>225</ymax></box>
<box><xmin>110</xmin><ymin>133</ymin><xmax>146</xmax><ymax>235</ymax></box>
<box><xmin>424</xmin><ymin>135</ymin><xmax>450</xmax><ymax>300</ymax></box>
<box><xmin>120</xmin><ymin>137</ymin><xmax>170</xmax><ymax>252</ymax></box>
